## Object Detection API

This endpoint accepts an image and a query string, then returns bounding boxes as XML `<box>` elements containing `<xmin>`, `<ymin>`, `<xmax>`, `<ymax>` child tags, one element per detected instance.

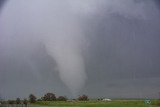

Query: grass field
<box><xmin>34</xmin><ymin>100</ymin><xmax>160</xmax><ymax>107</ymax></box>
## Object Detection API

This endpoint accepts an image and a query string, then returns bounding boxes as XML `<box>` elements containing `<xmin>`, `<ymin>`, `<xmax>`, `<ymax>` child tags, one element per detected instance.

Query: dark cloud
<box><xmin>0</xmin><ymin>0</ymin><xmax>160</xmax><ymax>99</ymax></box>
<box><xmin>0</xmin><ymin>0</ymin><xmax>5</xmax><ymax>7</ymax></box>
<box><xmin>0</xmin><ymin>0</ymin><xmax>6</xmax><ymax>11</ymax></box>
<box><xmin>83</xmin><ymin>13</ymin><xmax>160</xmax><ymax>98</ymax></box>
<box><xmin>81</xmin><ymin>0</ymin><xmax>160</xmax><ymax>98</ymax></box>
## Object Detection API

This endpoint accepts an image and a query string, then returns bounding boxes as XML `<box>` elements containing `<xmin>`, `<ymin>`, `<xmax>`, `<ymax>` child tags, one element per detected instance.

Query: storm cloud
<box><xmin>0</xmin><ymin>0</ymin><xmax>160</xmax><ymax>99</ymax></box>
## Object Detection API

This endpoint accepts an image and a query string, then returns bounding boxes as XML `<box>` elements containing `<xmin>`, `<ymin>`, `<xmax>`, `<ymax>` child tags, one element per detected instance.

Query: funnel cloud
<box><xmin>0</xmin><ymin>0</ymin><xmax>87</xmax><ymax>96</ymax></box>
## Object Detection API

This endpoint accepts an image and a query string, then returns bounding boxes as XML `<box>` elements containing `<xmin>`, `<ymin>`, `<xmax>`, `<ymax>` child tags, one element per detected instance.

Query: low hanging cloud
<box><xmin>0</xmin><ymin>0</ymin><xmax>160</xmax><ymax>98</ymax></box>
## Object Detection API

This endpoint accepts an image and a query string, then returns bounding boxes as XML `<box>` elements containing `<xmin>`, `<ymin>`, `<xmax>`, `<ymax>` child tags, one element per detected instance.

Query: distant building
<box><xmin>102</xmin><ymin>98</ymin><xmax>112</xmax><ymax>101</ymax></box>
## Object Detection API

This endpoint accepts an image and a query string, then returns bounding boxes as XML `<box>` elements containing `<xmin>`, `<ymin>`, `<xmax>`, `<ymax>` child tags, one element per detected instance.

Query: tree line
<box><xmin>0</xmin><ymin>93</ymin><xmax>89</xmax><ymax>105</ymax></box>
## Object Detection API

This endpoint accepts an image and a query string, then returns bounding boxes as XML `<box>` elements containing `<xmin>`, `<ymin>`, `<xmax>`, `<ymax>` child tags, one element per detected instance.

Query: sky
<box><xmin>0</xmin><ymin>0</ymin><xmax>160</xmax><ymax>99</ymax></box>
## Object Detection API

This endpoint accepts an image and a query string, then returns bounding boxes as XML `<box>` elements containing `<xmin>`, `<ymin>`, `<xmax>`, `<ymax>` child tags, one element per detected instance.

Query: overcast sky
<box><xmin>0</xmin><ymin>0</ymin><xmax>160</xmax><ymax>99</ymax></box>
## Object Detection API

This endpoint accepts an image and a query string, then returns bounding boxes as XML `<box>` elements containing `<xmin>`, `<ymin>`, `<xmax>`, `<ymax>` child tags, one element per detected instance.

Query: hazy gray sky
<box><xmin>0</xmin><ymin>0</ymin><xmax>160</xmax><ymax>99</ymax></box>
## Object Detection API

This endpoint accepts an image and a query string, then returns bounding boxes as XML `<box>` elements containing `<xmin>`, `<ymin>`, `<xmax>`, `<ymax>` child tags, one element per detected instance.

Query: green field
<box><xmin>34</xmin><ymin>100</ymin><xmax>159</xmax><ymax>107</ymax></box>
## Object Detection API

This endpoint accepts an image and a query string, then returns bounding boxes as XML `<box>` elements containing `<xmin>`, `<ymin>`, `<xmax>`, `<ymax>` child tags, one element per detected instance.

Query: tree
<box><xmin>43</xmin><ymin>93</ymin><xmax>56</xmax><ymax>101</ymax></box>
<box><xmin>23</xmin><ymin>99</ymin><xmax>28</xmax><ymax>107</ymax></box>
<box><xmin>16</xmin><ymin>98</ymin><xmax>21</xmax><ymax>104</ymax></box>
<box><xmin>29</xmin><ymin>94</ymin><xmax>37</xmax><ymax>103</ymax></box>
<box><xmin>78</xmin><ymin>95</ymin><xmax>89</xmax><ymax>101</ymax></box>
<box><xmin>57</xmin><ymin>96</ymin><xmax>67</xmax><ymax>101</ymax></box>
<box><xmin>8</xmin><ymin>100</ymin><xmax>15</xmax><ymax>104</ymax></box>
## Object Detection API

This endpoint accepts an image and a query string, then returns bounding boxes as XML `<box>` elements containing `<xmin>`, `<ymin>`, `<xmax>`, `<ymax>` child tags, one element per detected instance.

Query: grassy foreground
<box><xmin>34</xmin><ymin>100</ymin><xmax>159</xmax><ymax>107</ymax></box>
